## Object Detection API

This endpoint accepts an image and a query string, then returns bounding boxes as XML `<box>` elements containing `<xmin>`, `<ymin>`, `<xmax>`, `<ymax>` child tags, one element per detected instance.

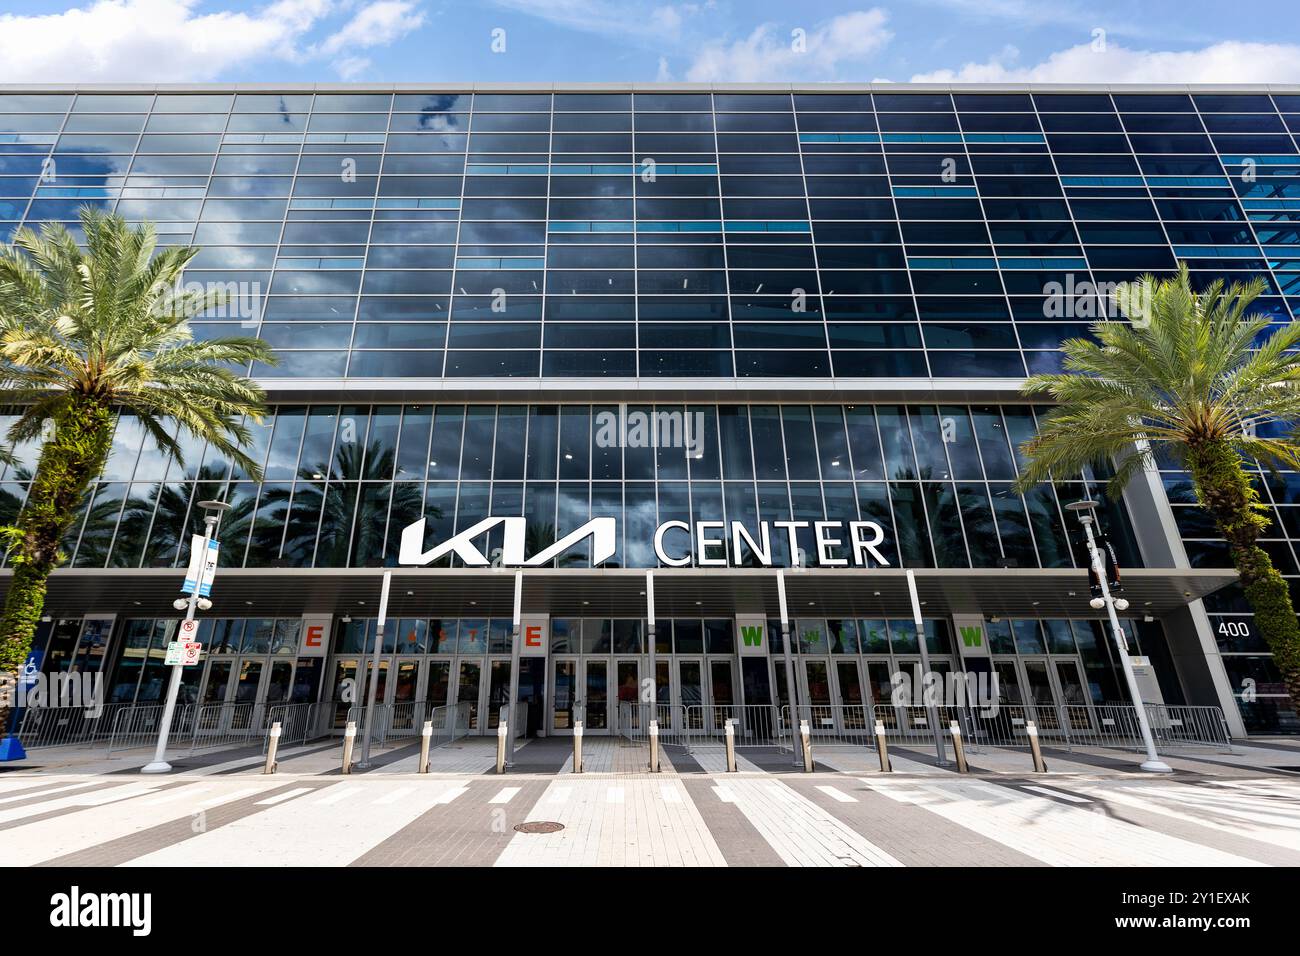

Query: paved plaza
<box><xmin>2</xmin><ymin>736</ymin><xmax>1300</xmax><ymax>867</ymax></box>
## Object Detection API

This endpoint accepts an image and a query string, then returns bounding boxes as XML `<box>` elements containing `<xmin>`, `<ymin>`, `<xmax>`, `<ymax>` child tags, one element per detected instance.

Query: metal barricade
<box><xmin>682</xmin><ymin>704</ymin><xmax>787</xmax><ymax>753</ymax></box>
<box><xmin>13</xmin><ymin>702</ymin><xmax>132</xmax><ymax>750</ymax></box>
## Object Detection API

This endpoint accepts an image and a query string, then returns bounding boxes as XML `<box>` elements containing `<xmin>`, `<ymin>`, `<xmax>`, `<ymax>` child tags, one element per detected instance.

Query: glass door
<box><xmin>864</xmin><ymin>658</ymin><xmax>896</xmax><ymax>728</ymax></box>
<box><xmin>614</xmin><ymin>659</ymin><xmax>639</xmax><ymax>733</ymax></box>
<box><xmin>486</xmin><ymin>660</ymin><xmax>512</xmax><ymax>730</ymax></box>
<box><xmin>707</xmin><ymin>659</ymin><xmax>735</xmax><ymax>731</ymax></box>
<box><xmin>1020</xmin><ymin>658</ymin><xmax>1061</xmax><ymax>730</ymax></box>
<box><xmin>551</xmin><ymin>658</ymin><xmax>577</xmax><ymax>734</ymax></box>
<box><xmin>834</xmin><ymin>659</ymin><xmax>869</xmax><ymax>732</ymax></box>
<box><xmin>583</xmin><ymin>659</ymin><xmax>609</xmax><ymax>732</ymax></box>
<box><xmin>799</xmin><ymin>658</ymin><xmax>835</xmax><ymax>735</ymax></box>
<box><xmin>229</xmin><ymin>660</ymin><xmax>264</xmax><ymax>730</ymax></box>
<box><xmin>457</xmin><ymin>660</ymin><xmax>482</xmax><ymax>732</ymax></box>
<box><xmin>390</xmin><ymin>659</ymin><xmax>420</xmax><ymax>731</ymax></box>
<box><xmin>676</xmin><ymin>658</ymin><xmax>705</xmax><ymax>730</ymax></box>
<box><xmin>1053</xmin><ymin>658</ymin><xmax>1094</xmax><ymax>732</ymax></box>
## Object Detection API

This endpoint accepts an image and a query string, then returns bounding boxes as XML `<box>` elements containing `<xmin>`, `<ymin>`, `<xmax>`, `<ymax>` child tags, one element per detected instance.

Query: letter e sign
<box><xmin>520</xmin><ymin>615</ymin><xmax>549</xmax><ymax>657</ymax></box>
<box><xmin>299</xmin><ymin>615</ymin><xmax>332</xmax><ymax>657</ymax></box>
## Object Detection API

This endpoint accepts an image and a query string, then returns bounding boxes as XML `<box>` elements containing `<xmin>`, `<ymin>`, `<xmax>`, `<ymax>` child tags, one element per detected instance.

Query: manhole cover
<box><xmin>514</xmin><ymin>821</ymin><xmax>564</xmax><ymax>834</ymax></box>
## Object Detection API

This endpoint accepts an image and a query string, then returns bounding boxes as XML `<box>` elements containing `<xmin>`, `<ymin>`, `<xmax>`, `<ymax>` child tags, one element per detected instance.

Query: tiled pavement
<box><xmin>2</xmin><ymin>736</ymin><xmax>1300</xmax><ymax>867</ymax></box>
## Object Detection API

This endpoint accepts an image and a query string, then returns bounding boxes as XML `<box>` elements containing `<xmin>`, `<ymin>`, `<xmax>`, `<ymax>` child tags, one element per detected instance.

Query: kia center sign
<box><xmin>398</xmin><ymin>517</ymin><xmax>891</xmax><ymax>569</ymax></box>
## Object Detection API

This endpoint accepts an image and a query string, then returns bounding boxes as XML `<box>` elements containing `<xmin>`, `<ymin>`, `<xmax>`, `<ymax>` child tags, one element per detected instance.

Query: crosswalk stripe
<box><xmin>197</xmin><ymin>787</ymin><xmax>262</xmax><ymax>808</ymax></box>
<box><xmin>546</xmin><ymin>786</ymin><xmax>572</xmax><ymax>802</ymax></box>
<box><xmin>0</xmin><ymin>781</ymin><xmax>98</xmax><ymax>805</ymax></box>
<box><xmin>255</xmin><ymin>787</ymin><xmax>312</xmax><ymax>806</ymax></box>
<box><xmin>77</xmin><ymin>786</ymin><xmax>159</xmax><ymax>806</ymax></box>
<box><xmin>713</xmin><ymin>785</ymin><xmax>736</xmax><ymax>803</ymax></box>
<box><xmin>489</xmin><ymin>787</ymin><xmax>521</xmax><ymax>805</ymax></box>
<box><xmin>816</xmin><ymin>785</ymin><xmax>857</xmax><ymax>803</ymax></box>
<box><xmin>606</xmin><ymin>787</ymin><xmax>625</xmax><ymax>804</ymax></box>
<box><xmin>373</xmin><ymin>786</ymin><xmax>415</xmax><ymax>806</ymax></box>
<box><xmin>143</xmin><ymin>787</ymin><xmax>211</xmax><ymax>806</ymax></box>
<box><xmin>660</xmin><ymin>785</ymin><xmax>682</xmax><ymax>803</ymax></box>
<box><xmin>433</xmin><ymin>786</ymin><xmax>468</xmax><ymax>805</ymax></box>
<box><xmin>1022</xmin><ymin>785</ymin><xmax>1091</xmax><ymax>804</ymax></box>
<box><xmin>313</xmin><ymin>786</ymin><xmax>363</xmax><ymax>806</ymax></box>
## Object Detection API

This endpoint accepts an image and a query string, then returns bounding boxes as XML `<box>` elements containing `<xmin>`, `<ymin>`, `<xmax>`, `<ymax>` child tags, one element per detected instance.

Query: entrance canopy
<box><xmin>10</xmin><ymin>566</ymin><xmax>1236</xmax><ymax>620</ymax></box>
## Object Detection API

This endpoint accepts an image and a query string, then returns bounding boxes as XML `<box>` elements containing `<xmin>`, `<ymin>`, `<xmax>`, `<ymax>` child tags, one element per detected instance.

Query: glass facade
<box><xmin>1</xmin><ymin>89</ymin><xmax>1297</xmax><ymax>379</ymax></box>
<box><xmin>0</xmin><ymin>402</ymin><xmax>1137</xmax><ymax>572</ymax></box>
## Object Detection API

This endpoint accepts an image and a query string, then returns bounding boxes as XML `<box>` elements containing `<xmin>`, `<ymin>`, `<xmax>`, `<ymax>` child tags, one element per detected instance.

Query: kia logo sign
<box><xmin>399</xmin><ymin>517</ymin><xmax>891</xmax><ymax>569</ymax></box>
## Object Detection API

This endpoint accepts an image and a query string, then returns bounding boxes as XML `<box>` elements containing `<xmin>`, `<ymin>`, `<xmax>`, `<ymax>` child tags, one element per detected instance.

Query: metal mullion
<box><xmin>789</xmin><ymin>92</ymin><xmax>834</xmax><ymax>367</ymax></box>
<box><xmin>342</xmin><ymin>105</ymin><xmax>391</xmax><ymax>376</ymax></box>
<box><xmin>107</xmin><ymin>93</ymin><xmax>153</xmax><ymax>218</ymax></box>
<box><xmin>1109</xmin><ymin>92</ymin><xmax>1181</xmax><ymax>296</ymax></box>
<box><xmin>1000</xmin><ymin>404</ymin><xmax>1044</xmax><ymax>567</ymax></box>
<box><xmin>1027</xmin><ymin>93</ymin><xmax>1103</xmax><ymax>326</ymax></box>
<box><xmin>707</xmin><ymin>93</ymin><xmax>736</xmax><ymax>375</ymax></box>
<box><xmin>444</xmin><ymin>102</ymin><xmax>474</xmax><ymax>378</ymax></box>
<box><xmin>872</xmin><ymin>96</ymin><xmax>929</xmax><ymax>376</ymax></box>
<box><xmin>1026</xmin><ymin>404</ymin><xmax>1078</xmax><ymax>568</ymax></box>
<box><xmin>950</xmin><ymin>96</ymin><xmax>1028</xmax><ymax>379</ymax></box>
<box><xmin>963</xmin><ymin>403</ymin><xmax>1009</xmax><ymax>563</ymax></box>
<box><xmin>338</xmin><ymin>406</ymin><xmax>378</xmax><ymax>566</ymax></box>
<box><xmin>277</xmin><ymin>404</ymin><xmax>314</xmax><ymax>562</ymax></box>
<box><xmin>18</xmin><ymin>96</ymin><xmax>71</xmax><ymax>228</ymax></box>
<box><xmin>543</xmin><ymin>97</ymin><xmax>555</xmax><ymax>373</ymax></box>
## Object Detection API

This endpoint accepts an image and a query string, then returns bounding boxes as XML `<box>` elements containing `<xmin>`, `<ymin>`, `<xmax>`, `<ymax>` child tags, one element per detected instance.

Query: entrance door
<box><xmin>551</xmin><ymin>658</ymin><xmax>578</xmax><ymax>734</ymax></box>
<box><xmin>583</xmin><ymin>659</ymin><xmax>609</xmax><ymax>732</ymax></box>
<box><xmin>1053</xmin><ymin>658</ymin><xmax>1094</xmax><ymax>732</ymax></box>
<box><xmin>834</xmin><ymin>659</ymin><xmax>869</xmax><ymax>732</ymax></box>
<box><xmin>707</xmin><ymin>659</ymin><xmax>735</xmax><ymax>730</ymax></box>
<box><xmin>613</xmin><ymin>659</ymin><xmax>639</xmax><ymax>733</ymax></box>
<box><xmin>456</xmin><ymin>659</ymin><xmax>482</xmax><ymax>731</ymax></box>
<box><xmin>676</xmin><ymin>658</ymin><xmax>705</xmax><ymax>730</ymax></box>
<box><xmin>390</xmin><ymin>659</ymin><xmax>420</xmax><ymax>731</ymax></box>
<box><xmin>1021</xmin><ymin>658</ymin><xmax>1062</xmax><ymax>730</ymax></box>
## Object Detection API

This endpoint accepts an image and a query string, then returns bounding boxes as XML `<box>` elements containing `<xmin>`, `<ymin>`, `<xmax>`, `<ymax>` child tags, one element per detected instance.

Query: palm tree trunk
<box><xmin>0</xmin><ymin>400</ymin><xmax>112</xmax><ymax>735</ymax></box>
<box><xmin>1186</xmin><ymin>440</ymin><xmax>1300</xmax><ymax>711</ymax></box>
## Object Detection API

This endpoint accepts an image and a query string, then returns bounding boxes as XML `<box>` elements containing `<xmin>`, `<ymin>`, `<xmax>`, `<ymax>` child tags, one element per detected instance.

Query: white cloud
<box><xmin>682</xmin><ymin>9</ymin><xmax>892</xmax><ymax>82</ymax></box>
<box><xmin>0</xmin><ymin>0</ymin><xmax>424</xmax><ymax>82</ymax></box>
<box><xmin>488</xmin><ymin>0</ymin><xmax>701</xmax><ymax>45</ymax></box>
<box><xmin>318</xmin><ymin>1</ymin><xmax>425</xmax><ymax>55</ymax></box>
<box><xmin>911</xmin><ymin>39</ymin><xmax>1300</xmax><ymax>84</ymax></box>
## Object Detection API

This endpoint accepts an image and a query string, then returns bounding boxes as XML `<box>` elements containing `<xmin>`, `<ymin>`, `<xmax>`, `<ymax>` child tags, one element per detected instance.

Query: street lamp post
<box><xmin>142</xmin><ymin>499</ymin><xmax>230</xmax><ymax>774</ymax></box>
<box><xmin>1066</xmin><ymin>500</ymin><xmax>1171</xmax><ymax>773</ymax></box>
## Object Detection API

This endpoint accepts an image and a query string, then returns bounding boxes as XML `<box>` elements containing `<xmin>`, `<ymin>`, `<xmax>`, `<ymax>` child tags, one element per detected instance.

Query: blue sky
<box><xmin>1</xmin><ymin>0</ymin><xmax>1298</xmax><ymax>85</ymax></box>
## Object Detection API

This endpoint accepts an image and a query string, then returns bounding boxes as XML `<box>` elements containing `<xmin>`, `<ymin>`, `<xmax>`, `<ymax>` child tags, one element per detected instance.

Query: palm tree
<box><xmin>0</xmin><ymin>208</ymin><xmax>274</xmax><ymax>725</ymax></box>
<box><xmin>1014</xmin><ymin>264</ymin><xmax>1300</xmax><ymax>710</ymax></box>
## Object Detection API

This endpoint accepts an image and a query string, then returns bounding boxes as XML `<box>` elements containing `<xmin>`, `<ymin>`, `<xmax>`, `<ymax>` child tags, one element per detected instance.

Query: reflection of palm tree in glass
<box><xmin>524</xmin><ymin>521</ymin><xmax>588</xmax><ymax>567</ymax></box>
<box><xmin>114</xmin><ymin>465</ymin><xmax>258</xmax><ymax>568</ymax></box>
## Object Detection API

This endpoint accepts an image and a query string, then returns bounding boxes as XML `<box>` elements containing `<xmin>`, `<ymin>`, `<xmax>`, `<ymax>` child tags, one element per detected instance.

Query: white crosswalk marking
<box><xmin>432</xmin><ymin>786</ymin><xmax>468</xmax><ymax>805</ymax></box>
<box><xmin>816</xmin><ymin>785</ymin><xmax>857</xmax><ymax>803</ymax></box>
<box><xmin>0</xmin><ymin>781</ymin><xmax>99</xmax><ymax>805</ymax></box>
<box><xmin>255</xmin><ymin>787</ymin><xmax>312</xmax><ymax>806</ymax></box>
<box><xmin>144</xmin><ymin>787</ymin><xmax>211</xmax><ymax>806</ymax></box>
<box><xmin>489</xmin><ymin>787</ymin><xmax>521</xmax><ymax>805</ymax></box>
<box><xmin>1022</xmin><ymin>785</ymin><xmax>1091</xmax><ymax>803</ymax></box>
<box><xmin>197</xmin><ymin>787</ymin><xmax>262</xmax><ymax>808</ymax></box>
<box><xmin>373</xmin><ymin>786</ymin><xmax>414</xmax><ymax>805</ymax></box>
<box><xmin>606</xmin><ymin>787</ymin><xmax>625</xmax><ymax>804</ymax></box>
<box><xmin>661</xmin><ymin>785</ymin><xmax>682</xmax><ymax>803</ymax></box>
<box><xmin>713</xmin><ymin>785</ymin><xmax>737</xmax><ymax>803</ymax></box>
<box><xmin>77</xmin><ymin>786</ymin><xmax>159</xmax><ymax>806</ymax></box>
<box><xmin>546</xmin><ymin>786</ymin><xmax>572</xmax><ymax>802</ymax></box>
<box><xmin>313</xmin><ymin>785</ymin><xmax>363</xmax><ymax>806</ymax></box>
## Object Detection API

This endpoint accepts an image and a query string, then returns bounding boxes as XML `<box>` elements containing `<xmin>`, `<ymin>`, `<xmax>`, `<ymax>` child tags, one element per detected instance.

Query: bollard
<box><xmin>264</xmin><ymin>720</ymin><xmax>281</xmax><ymax>774</ymax></box>
<box><xmin>496</xmin><ymin>717</ymin><xmax>508</xmax><ymax>774</ymax></box>
<box><xmin>724</xmin><ymin>719</ymin><xmax>737</xmax><ymax>773</ymax></box>
<box><xmin>1026</xmin><ymin>720</ymin><xmax>1048</xmax><ymax>773</ymax></box>
<box><xmin>874</xmin><ymin>719</ymin><xmax>891</xmax><ymax>772</ymax></box>
<box><xmin>800</xmin><ymin>719</ymin><xmax>813</xmax><ymax>773</ymax></box>
<box><xmin>341</xmin><ymin>720</ymin><xmax>357</xmax><ymax>775</ymax></box>
<box><xmin>418</xmin><ymin>719</ymin><xmax>433</xmax><ymax>774</ymax></box>
<box><xmin>949</xmin><ymin>720</ymin><xmax>969</xmax><ymax>773</ymax></box>
<box><xmin>573</xmin><ymin>720</ymin><xmax>584</xmax><ymax>773</ymax></box>
<box><xmin>649</xmin><ymin>719</ymin><xmax>660</xmax><ymax>773</ymax></box>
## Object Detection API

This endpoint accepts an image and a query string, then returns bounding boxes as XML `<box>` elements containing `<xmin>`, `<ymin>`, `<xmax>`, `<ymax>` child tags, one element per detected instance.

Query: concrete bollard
<box><xmin>496</xmin><ymin>717</ymin><xmax>508</xmax><ymax>774</ymax></box>
<box><xmin>419</xmin><ymin>719</ymin><xmax>433</xmax><ymax>774</ymax></box>
<box><xmin>264</xmin><ymin>720</ymin><xmax>281</xmax><ymax>774</ymax></box>
<box><xmin>949</xmin><ymin>720</ymin><xmax>969</xmax><ymax>773</ymax></box>
<box><xmin>800</xmin><ymin>719</ymin><xmax>813</xmax><ymax>773</ymax></box>
<box><xmin>341</xmin><ymin>720</ymin><xmax>357</xmax><ymax>775</ymax></box>
<box><xmin>724</xmin><ymin>719</ymin><xmax>737</xmax><ymax>773</ymax></box>
<box><xmin>1026</xmin><ymin>720</ymin><xmax>1048</xmax><ymax>773</ymax></box>
<box><xmin>874</xmin><ymin>719</ymin><xmax>891</xmax><ymax>772</ymax></box>
<box><xmin>649</xmin><ymin>719</ymin><xmax>660</xmax><ymax>773</ymax></box>
<box><xmin>573</xmin><ymin>720</ymin><xmax>584</xmax><ymax>773</ymax></box>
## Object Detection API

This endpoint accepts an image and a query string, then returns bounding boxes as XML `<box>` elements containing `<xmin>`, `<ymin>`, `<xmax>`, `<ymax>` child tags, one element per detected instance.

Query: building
<box><xmin>2</xmin><ymin>82</ymin><xmax>1297</xmax><ymax>739</ymax></box>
